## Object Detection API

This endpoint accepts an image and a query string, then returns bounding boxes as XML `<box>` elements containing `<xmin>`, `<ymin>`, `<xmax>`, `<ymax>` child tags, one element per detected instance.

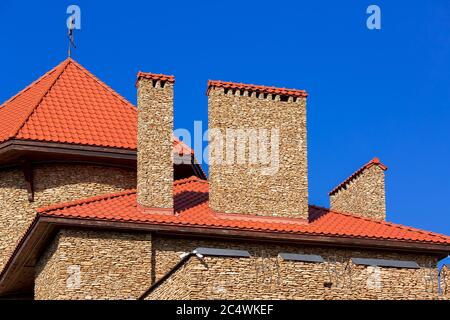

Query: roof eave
<box><xmin>0</xmin><ymin>139</ymin><xmax>206</xmax><ymax>180</ymax></box>
<box><xmin>1</xmin><ymin>214</ymin><xmax>449</xmax><ymax>297</ymax></box>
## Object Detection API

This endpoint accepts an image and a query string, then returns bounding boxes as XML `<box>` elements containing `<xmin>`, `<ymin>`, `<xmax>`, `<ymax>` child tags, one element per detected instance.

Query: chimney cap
<box><xmin>136</xmin><ymin>72</ymin><xmax>175</xmax><ymax>87</ymax></box>
<box><xmin>206</xmin><ymin>80</ymin><xmax>308</xmax><ymax>98</ymax></box>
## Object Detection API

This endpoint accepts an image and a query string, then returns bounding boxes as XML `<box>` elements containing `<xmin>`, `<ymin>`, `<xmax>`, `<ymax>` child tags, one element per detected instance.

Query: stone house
<box><xmin>0</xmin><ymin>58</ymin><xmax>449</xmax><ymax>300</ymax></box>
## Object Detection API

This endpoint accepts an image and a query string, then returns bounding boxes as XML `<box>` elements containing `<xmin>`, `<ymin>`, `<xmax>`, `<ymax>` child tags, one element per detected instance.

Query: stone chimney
<box><xmin>136</xmin><ymin>72</ymin><xmax>174</xmax><ymax>212</ymax></box>
<box><xmin>207</xmin><ymin>80</ymin><xmax>309</xmax><ymax>219</ymax></box>
<box><xmin>329</xmin><ymin>157</ymin><xmax>387</xmax><ymax>220</ymax></box>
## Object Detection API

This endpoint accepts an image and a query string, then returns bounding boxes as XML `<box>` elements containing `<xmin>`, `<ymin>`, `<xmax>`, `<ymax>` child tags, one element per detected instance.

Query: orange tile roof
<box><xmin>0</xmin><ymin>58</ymin><xmax>137</xmax><ymax>149</ymax></box>
<box><xmin>136</xmin><ymin>72</ymin><xmax>175</xmax><ymax>85</ymax></box>
<box><xmin>207</xmin><ymin>80</ymin><xmax>308</xmax><ymax>98</ymax></box>
<box><xmin>329</xmin><ymin>157</ymin><xmax>388</xmax><ymax>196</ymax></box>
<box><xmin>37</xmin><ymin>176</ymin><xmax>450</xmax><ymax>245</ymax></box>
<box><xmin>0</xmin><ymin>58</ymin><xmax>192</xmax><ymax>155</ymax></box>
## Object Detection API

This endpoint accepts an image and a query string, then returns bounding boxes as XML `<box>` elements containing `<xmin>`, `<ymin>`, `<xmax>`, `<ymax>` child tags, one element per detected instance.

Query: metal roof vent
<box><xmin>351</xmin><ymin>258</ymin><xmax>420</xmax><ymax>269</ymax></box>
<box><xmin>279</xmin><ymin>253</ymin><xmax>324</xmax><ymax>263</ymax></box>
<box><xmin>193</xmin><ymin>247</ymin><xmax>251</xmax><ymax>258</ymax></box>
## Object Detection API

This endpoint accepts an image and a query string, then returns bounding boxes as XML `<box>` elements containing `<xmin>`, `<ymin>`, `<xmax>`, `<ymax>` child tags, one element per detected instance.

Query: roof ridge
<box><xmin>38</xmin><ymin>189</ymin><xmax>137</xmax><ymax>214</ymax></box>
<box><xmin>327</xmin><ymin>206</ymin><xmax>450</xmax><ymax>241</ymax></box>
<box><xmin>68</xmin><ymin>59</ymin><xmax>137</xmax><ymax>114</ymax></box>
<box><xmin>329</xmin><ymin>157</ymin><xmax>388</xmax><ymax>196</ymax></box>
<box><xmin>0</xmin><ymin>59</ymin><xmax>69</xmax><ymax>140</ymax></box>
<box><xmin>11</xmin><ymin>59</ymin><xmax>71</xmax><ymax>139</ymax></box>
<box><xmin>0</xmin><ymin>59</ymin><xmax>67</xmax><ymax>110</ymax></box>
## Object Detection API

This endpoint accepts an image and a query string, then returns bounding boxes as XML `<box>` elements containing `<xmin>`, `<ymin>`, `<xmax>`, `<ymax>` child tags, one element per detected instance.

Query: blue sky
<box><xmin>0</xmin><ymin>1</ymin><xmax>449</xmax><ymax>263</ymax></box>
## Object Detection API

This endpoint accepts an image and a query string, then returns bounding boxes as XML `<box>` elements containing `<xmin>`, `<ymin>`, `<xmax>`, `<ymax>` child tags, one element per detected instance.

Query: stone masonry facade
<box><xmin>441</xmin><ymin>265</ymin><xmax>450</xmax><ymax>299</ymax></box>
<box><xmin>33</xmin><ymin>232</ymin><xmax>446</xmax><ymax>300</ymax></box>
<box><xmin>35</xmin><ymin>230</ymin><xmax>152</xmax><ymax>300</ymax></box>
<box><xmin>208</xmin><ymin>87</ymin><xmax>309</xmax><ymax>219</ymax></box>
<box><xmin>147</xmin><ymin>236</ymin><xmax>442</xmax><ymax>300</ymax></box>
<box><xmin>330</xmin><ymin>165</ymin><xmax>386</xmax><ymax>220</ymax></box>
<box><xmin>0</xmin><ymin>163</ymin><xmax>136</xmax><ymax>273</ymax></box>
<box><xmin>137</xmin><ymin>76</ymin><xmax>174</xmax><ymax>209</ymax></box>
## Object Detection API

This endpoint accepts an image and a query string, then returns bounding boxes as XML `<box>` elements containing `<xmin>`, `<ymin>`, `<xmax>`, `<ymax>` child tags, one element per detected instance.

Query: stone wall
<box><xmin>35</xmin><ymin>229</ymin><xmax>152</xmax><ymax>300</ymax></box>
<box><xmin>32</xmin><ymin>232</ymin><xmax>444</xmax><ymax>300</ymax></box>
<box><xmin>208</xmin><ymin>87</ymin><xmax>308</xmax><ymax>219</ymax></box>
<box><xmin>330</xmin><ymin>165</ymin><xmax>386</xmax><ymax>220</ymax></box>
<box><xmin>440</xmin><ymin>265</ymin><xmax>450</xmax><ymax>299</ymax></box>
<box><xmin>0</xmin><ymin>163</ymin><xmax>136</xmax><ymax>273</ymax></box>
<box><xmin>149</xmin><ymin>236</ymin><xmax>440</xmax><ymax>300</ymax></box>
<box><xmin>137</xmin><ymin>76</ymin><xmax>174</xmax><ymax>209</ymax></box>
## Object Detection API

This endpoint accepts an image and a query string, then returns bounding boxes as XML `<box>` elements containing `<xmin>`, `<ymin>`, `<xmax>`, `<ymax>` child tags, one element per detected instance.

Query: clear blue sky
<box><xmin>0</xmin><ymin>1</ymin><xmax>449</xmax><ymax>263</ymax></box>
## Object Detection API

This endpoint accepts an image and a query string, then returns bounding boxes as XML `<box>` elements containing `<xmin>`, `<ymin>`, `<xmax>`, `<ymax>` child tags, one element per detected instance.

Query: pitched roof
<box><xmin>37</xmin><ymin>176</ymin><xmax>450</xmax><ymax>245</ymax></box>
<box><xmin>207</xmin><ymin>80</ymin><xmax>308</xmax><ymax>98</ymax></box>
<box><xmin>0</xmin><ymin>58</ymin><xmax>138</xmax><ymax>149</ymax></box>
<box><xmin>0</xmin><ymin>58</ymin><xmax>191</xmax><ymax>154</ymax></box>
<box><xmin>329</xmin><ymin>157</ymin><xmax>388</xmax><ymax>196</ymax></box>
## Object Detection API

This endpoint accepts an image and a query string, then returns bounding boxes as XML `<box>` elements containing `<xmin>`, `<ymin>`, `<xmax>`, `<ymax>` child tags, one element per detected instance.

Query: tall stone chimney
<box><xmin>207</xmin><ymin>81</ymin><xmax>309</xmax><ymax>219</ymax></box>
<box><xmin>136</xmin><ymin>72</ymin><xmax>174</xmax><ymax>212</ymax></box>
<box><xmin>329</xmin><ymin>157</ymin><xmax>387</xmax><ymax>220</ymax></box>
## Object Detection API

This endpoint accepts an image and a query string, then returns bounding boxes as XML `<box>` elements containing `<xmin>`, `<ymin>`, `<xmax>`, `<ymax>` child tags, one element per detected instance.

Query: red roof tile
<box><xmin>207</xmin><ymin>80</ymin><xmax>308</xmax><ymax>98</ymax></box>
<box><xmin>37</xmin><ymin>176</ymin><xmax>450</xmax><ymax>245</ymax></box>
<box><xmin>0</xmin><ymin>59</ymin><xmax>191</xmax><ymax>154</ymax></box>
<box><xmin>329</xmin><ymin>157</ymin><xmax>388</xmax><ymax>196</ymax></box>
<box><xmin>136</xmin><ymin>72</ymin><xmax>175</xmax><ymax>86</ymax></box>
<box><xmin>0</xmin><ymin>58</ymin><xmax>138</xmax><ymax>149</ymax></box>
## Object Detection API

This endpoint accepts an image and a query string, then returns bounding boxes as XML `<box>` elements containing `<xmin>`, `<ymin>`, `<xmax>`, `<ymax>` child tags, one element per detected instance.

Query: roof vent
<box><xmin>194</xmin><ymin>247</ymin><xmax>250</xmax><ymax>258</ymax></box>
<box><xmin>351</xmin><ymin>258</ymin><xmax>419</xmax><ymax>269</ymax></box>
<box><xmin>279</xmin><ymin>253</ymin><xmax>324</xmax><ymax>263</ymax></box>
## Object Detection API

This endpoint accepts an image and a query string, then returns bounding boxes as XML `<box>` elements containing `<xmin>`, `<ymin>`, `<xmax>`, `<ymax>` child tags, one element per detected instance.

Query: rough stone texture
<box><xmin>441</xmin><ymin>265</ymin><xmax>450</xmax><ymax>299</ymax></box>
<box><xmin>35</xmin><ymin>229</ymin><xmax>152</xmax><ymax>300</ymax></box>
<box><xmin>149</xmin><ymin>236</ymin><xmax>441</xmax><ymax>300</ymax></box>
<box><xmin>330</xmin><ymin>165</ymin><xmax>386</xmax><ymax>220</ymax></box>
<box><xmin>208</xmin><ymin>88</ymin><xmax>308</xmax><ymax>218</ymax></box>
<box><xmin>137</xmin><ymin>78</ymin><xmax>174</xmax><ymax>209</ymax></box>
<box><xmin>0</xmin><ymin>163</ymin><xmax>136</xmax><ymax>273</ymax></box>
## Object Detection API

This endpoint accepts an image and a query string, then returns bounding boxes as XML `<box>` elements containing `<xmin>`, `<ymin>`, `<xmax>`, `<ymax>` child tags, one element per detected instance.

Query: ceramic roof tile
<box><xmin>37</xmin><ymin>176</ymin><xmax>450</xmax><ymax>245</ymax></box>
<box><xmin>207</xmin><ymin>80</ymin><xmax>308</xmax><ymax>98</ymax></box>
<box><xmin>136</xmin><ymin>72</ymin><xmax>175</xmax><ymax>85</ymax></box>
<box><xmin>0</xmin><ymin>58</ymin><xmax>192</xmax><ymax>154</ymax></box>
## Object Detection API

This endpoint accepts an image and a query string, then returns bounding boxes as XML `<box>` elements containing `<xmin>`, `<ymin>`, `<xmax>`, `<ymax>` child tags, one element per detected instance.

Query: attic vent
<box><xmin>351</xmin><ymin>258</ymin><xmax>420</xmax><ymax>269</ymax></box>
<box><xmin>279</xmin><ymin>95</ymin><xmax>289</xmax><ymax>102</ymax></box>
<box><xmin>194</xmin><ymin>247</ymin><xmax>250</xmax><ymax>258</ymax></box>
<box><xmin>279</xmin><ymin>253</ymin><xmax>324</xmax><ymax>263</ymax></box>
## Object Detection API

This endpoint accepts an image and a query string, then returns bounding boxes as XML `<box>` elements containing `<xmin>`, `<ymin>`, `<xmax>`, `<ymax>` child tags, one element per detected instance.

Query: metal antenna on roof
<box><xmin>66</xmin><ymin>5</ymin><xmax>81</xmax><ymax>58</ymax></box>
<box><xmin>67</xmin><ymin>16</ymin><xmax>76</xmax><ymax>58</ymax></box>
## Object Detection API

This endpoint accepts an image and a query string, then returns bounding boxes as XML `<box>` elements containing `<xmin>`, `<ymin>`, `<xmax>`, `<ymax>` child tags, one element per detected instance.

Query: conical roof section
<box><xmin>0</xmin><ymin>58</ymin><xmax>138</xmax><ymax>149</ymax></box>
